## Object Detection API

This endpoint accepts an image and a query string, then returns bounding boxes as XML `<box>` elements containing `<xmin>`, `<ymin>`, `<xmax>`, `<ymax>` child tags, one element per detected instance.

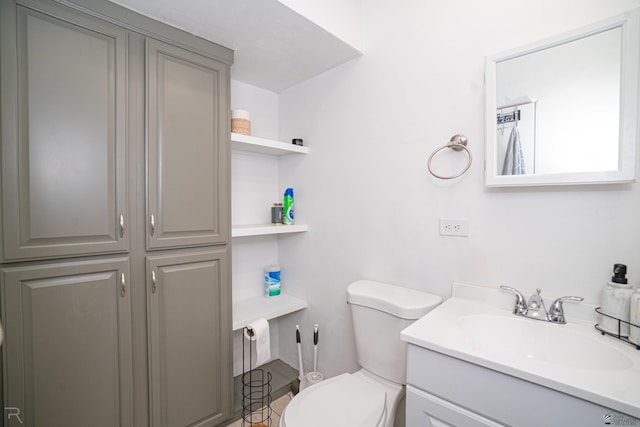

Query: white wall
<box><xmin>231</xmin><ymin>80</ymin><xmax>279</xmax><ymax>140</ymax></box>
<box><xmin>275</xmin><ymin>0</ymin><xmax>640</xmax><ymax>379</ymax></box>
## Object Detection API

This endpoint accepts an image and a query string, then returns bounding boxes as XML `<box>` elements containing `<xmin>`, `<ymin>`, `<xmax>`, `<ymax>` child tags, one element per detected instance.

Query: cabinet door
<box><xmin>146</xmin><ymin>38</ymin><xmax>230</xmax><ymax>250</ymax></box>
<box><xmin>0</xmin><ymin>0</ymin><xmax>129</xmax><ymax>261</ymax></box>
<box><xmin>0</xmin><ymin>257</ymin><xmax>133</xmax><ymax>427</ymax></box>
<box><xmin>147</xmin><ymin>249</ymin><xmax>232</xmax><ymax>427</ymax></box>
<box><xmin>406</xmin><ymin>385</ymin><xmax>504</xmax><ymax>427</ymax></box>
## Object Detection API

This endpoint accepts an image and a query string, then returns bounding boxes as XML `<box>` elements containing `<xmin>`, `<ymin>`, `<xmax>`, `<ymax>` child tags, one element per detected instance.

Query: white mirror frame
<box><xmin>485</xmin><ymin>9</ymin><xmax>640</xmax><ymax>187</ymax></box>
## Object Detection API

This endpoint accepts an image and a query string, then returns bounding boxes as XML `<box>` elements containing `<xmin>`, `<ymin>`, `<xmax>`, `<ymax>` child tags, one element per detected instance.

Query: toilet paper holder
<box><xmin>242</xmin><ymin>325</ymin><xmax>273</xmax><ymax>426</ymax></box>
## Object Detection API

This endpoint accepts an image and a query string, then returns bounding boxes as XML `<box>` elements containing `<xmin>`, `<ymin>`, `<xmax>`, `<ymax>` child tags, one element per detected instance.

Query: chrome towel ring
<box><xmin>427</xmin><ymin>134</ymin><xmax>472</xmax><ymax>179</ymax></box>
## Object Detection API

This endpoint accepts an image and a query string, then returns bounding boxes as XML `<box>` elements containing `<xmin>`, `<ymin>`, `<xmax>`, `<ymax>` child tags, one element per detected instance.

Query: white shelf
<box><xmin>232</xmin><ymin>224</ymin><xmax>308</xmax><ymax>237</ymax></box>
<box><xmin>231</xmin><ymin>133</ymin><xmax>309</xmax><ymax>156</ymax></box>
<box><xmin>230</xmin><ymin>132</ymin><xmax>310</xmax><ymax>331</ymax></box>
<box><xmin>233</xmin><ymin>293</ymin><xmax>308</xmax><ymax>331</ymax></box>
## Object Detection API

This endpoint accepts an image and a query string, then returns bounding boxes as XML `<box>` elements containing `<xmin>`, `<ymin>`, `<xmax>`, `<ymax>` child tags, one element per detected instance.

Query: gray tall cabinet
<box><xmin>0</xmin><ymin>0</ymin><xmax>233</xmax><ymax>426</ymax></box>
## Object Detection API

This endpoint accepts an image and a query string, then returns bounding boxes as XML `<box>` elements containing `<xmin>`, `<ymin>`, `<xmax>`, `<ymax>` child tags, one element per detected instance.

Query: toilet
<box><xmin>279</xmin><ymin>280</ymin><xmax>442</xmax><ymax>427</ymax></box>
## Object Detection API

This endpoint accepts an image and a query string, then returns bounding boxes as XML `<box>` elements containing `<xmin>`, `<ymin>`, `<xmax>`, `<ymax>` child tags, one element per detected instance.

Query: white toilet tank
<box><xmin>347</xmin><ymin>280</ymin><xmax>442</xmax><ymax>384</ymax></box>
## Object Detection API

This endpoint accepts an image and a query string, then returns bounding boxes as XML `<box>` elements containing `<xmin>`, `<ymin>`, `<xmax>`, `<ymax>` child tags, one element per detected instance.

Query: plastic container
<box><xmin>283</xmin><ymin>188</ymin><xmax>294</xmax><ymax>225</ymax></box>
<box><xmin>629</xmin><ymin>289</ymin><xmax>640</xmax><ymax>345</ymax></box>
<box><xmin>599</xmin><ymin>264</ymin><xmax>634</xmax><ymax>336</ymax></box>
<box><xmin>264</xmin><ymin>265</ymin><xmax>281</xmax><ymax>297</ymax></box>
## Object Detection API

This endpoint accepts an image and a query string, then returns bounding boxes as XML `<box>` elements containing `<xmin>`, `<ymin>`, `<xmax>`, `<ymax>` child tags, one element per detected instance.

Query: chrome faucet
<box><xmin>499</xmin><ymin>286</ymin><xmax>528</xmax><ymax>316</ymax></box>
<box><xmin>547</xmin><ymin>296</ymin><xmax>584</xmax><ymax>324</ymax></box>
<box><xmin>500</xmin><ymin>286</ymin><xmax>583</xmax><ymax>324</ymax></box>
<box><xmin>526</xmin><ymin>288</ymin><xmax>547</xmax><ymax>319</ymax></box>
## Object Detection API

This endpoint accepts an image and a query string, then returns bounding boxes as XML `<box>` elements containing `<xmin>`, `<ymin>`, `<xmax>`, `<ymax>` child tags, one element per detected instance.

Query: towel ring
<box><xmin>427</xmin><ymin>134</ymin><xmax>472</xmax><ymax>179</ymax></box>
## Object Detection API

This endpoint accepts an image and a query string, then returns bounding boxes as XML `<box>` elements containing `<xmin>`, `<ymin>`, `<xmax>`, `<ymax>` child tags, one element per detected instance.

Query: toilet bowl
<box><xmin>280</xmin><ymin>369</ymin><xmax>403</xmax><ymax>427</ymax></box>
<box><xmin>279</xmin><ymin>280</ymin><xmax>441</xmax><ymax>427</ymax></box>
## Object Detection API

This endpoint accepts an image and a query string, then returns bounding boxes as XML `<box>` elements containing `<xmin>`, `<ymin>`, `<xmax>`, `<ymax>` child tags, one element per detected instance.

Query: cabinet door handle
<box><xmin>119</xmin><ymin>213</ymin><xmax>125</xmax><ymax>238</ymax></box>
<box><xmin>121</xmin><ymin>273</ymin><xmax>126</xmax><ymax>298</ymax></box>
<box><xmin>151</xmin><ymin>270</ymin><xmax>157</xmax><ymax>294</ymax></box>
<box><xmin>150</xmin><ymin>214</ymin><xmax>156</xmax><ymax>236</ymax></box>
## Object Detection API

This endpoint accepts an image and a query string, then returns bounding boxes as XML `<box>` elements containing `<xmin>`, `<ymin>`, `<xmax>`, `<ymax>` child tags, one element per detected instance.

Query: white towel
<box><xmin>501</xmin><ymin>126</ymin><xmax>526</xmax><ymax>175</ymax></box>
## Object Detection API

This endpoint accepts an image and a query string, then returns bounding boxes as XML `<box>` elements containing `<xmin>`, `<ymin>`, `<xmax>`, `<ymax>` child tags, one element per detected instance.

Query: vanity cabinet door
<box><xmin>0</xmin><ymin>0</ymin><xmax>129</xmax><ymax>262</ymax></box>
<box><xmin>146</xmin><ymin>249</ymin><xmax>232</xmax><ymax>427</ymax></box>
<box><xmin>146</xmin><ymin>38</ymin><xmax>230</xmax><ymax>251</ymax></box>
<box><xmin>0</xmin><ymin>257</ymin><xmax>133</xmax><ymax>427</ymax></box>
<box><xmin>406</xmin><ymin>385</ymin><xmax>504</xmax><ymax>427</ymax></box>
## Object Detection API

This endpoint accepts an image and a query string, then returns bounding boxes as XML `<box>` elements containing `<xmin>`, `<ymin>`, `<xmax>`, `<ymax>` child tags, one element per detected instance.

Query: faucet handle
<box><xmin>500</xmin><ymin>285</ymin><xmax>528</xmax><ymax>316</ymax></box>
<box><xmin>548</xmin><ymin>296</ymin><xmax>584</xmax><ymax>324</ymax></box>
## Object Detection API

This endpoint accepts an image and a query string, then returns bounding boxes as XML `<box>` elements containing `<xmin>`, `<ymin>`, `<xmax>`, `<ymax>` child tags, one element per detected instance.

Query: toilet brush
<box><xmin>313</xmin><ymin>324</ymin><xmax>318</xmax><ymax>372</ymax></box>
<box><xmin>296</xmin><ymin>325</ymin><xmax>308</xmax><ymax>388</ymax></box>
<box><xmin>305</xmin><ymin>324</ymin><xmax>324</xmax><ymax>385</ymax></box>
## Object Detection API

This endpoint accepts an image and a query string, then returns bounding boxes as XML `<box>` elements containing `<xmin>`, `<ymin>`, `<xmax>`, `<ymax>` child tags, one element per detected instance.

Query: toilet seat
<box><xmin>280</xmin><ymin>373</ymin><xmax>387</xmax><ymax>427</ymax></box>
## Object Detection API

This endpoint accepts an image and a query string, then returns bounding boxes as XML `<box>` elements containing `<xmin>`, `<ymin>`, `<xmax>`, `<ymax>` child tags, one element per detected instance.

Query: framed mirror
<box><xmin>485</xmin><ymin>9</ymin><xmax>639</xmax><ymax>187</ymax></box>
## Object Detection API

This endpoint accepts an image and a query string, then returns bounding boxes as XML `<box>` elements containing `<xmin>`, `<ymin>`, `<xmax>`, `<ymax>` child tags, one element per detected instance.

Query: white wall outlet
<box><xmin>439</xmin><ymin>219</ymin><xmax>469</xmax><ymax>236</ymax></box>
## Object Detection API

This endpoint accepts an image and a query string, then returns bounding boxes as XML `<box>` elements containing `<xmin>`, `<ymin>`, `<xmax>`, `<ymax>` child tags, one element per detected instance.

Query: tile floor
<box><xmin>225</xmin><ymin>392</ymin><xmax>292</xmax><ymax>427</ymax></box>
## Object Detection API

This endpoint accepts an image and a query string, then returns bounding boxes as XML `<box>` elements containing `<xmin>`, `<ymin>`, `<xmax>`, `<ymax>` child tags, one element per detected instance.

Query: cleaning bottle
<box><xmin>599</xmin><ymin>263</ymin><xmax>633</xmax><ymax>336</ymax></box>
<box><xmin>283</xmin><ymin>188</ymin><xmax>294</xmax><ymax>225</ymax></box>
<box><xmin>264</xmin><ymin>265</ymin><xmax>281</xmax><ymax>297</ymax></box>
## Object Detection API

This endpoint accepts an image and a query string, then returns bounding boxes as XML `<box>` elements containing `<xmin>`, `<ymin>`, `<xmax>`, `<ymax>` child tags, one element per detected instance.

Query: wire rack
<box><xmin>242</xmin><ymin>327</ymin><xmax>273</xmax><ymax>427</ymax></box>
<box><xmin>594</xmin><ymin>307</ymin><xmax>640</xmax><ymax>350</ymax></box>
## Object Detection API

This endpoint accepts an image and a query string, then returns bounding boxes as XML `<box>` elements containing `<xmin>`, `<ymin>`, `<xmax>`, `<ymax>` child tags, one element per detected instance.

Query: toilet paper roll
<box><xmin>244</xmin><ymin>318</ymin><xmax>270</xmax><ymax>367</ymax></box>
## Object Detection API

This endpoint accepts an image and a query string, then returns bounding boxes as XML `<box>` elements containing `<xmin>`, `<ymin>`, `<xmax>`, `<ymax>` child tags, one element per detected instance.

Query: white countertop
<box><xmin>401</xmin><ymin>282</ymin><xmax>640</xmax><ymax>418</ymax></box>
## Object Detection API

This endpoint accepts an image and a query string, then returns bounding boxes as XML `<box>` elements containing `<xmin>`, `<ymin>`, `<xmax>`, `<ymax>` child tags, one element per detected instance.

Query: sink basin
<box><xmin>458</xmin><ymin>314</ymin><xmax>633</xmax><ymax>371</ymax></box>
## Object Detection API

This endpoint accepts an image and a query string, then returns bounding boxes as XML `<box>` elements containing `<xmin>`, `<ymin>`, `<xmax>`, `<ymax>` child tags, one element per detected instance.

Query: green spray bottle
<box><xmin>283</xmin><ymin>188</ymin><xmax>294</xmax><ymax>225</ymax></box>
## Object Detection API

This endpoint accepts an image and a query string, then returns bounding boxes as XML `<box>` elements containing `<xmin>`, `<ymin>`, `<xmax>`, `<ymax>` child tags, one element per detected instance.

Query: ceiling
<box><xmin>109</xmin><ymin>0</ymin><xmax>362</xmax><ymax>92</ymax></box>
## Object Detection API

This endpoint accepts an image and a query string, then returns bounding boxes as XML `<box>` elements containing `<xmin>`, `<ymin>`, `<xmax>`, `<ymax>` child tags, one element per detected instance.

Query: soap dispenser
<box><xmin>599</xmin><ymin>264</ymin><xmax>634</xmax><ymax>336</ymax></box>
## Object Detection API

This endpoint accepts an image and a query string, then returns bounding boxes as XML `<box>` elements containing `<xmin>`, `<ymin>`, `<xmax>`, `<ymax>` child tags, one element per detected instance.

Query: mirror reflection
<box><xmin>496</xmin><ymin>28</ymin><xmax>621</xmax><ymax>176</ymax></box>
<box><xmin>485</xmin><ymin>9</ymin><xmax>639</xmax><ymax>187</ymax></box>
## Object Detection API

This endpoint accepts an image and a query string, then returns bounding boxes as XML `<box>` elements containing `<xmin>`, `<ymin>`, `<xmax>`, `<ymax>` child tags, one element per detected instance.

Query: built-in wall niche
<box><xmin>231</xmin><ymin>133</ymin><xmax>309</xmax><ymax>236</ymax></box>
<box><xmin>230</xmin><ymin>132</ymin><xmax>309</xmax><ymax>332</ymax></box>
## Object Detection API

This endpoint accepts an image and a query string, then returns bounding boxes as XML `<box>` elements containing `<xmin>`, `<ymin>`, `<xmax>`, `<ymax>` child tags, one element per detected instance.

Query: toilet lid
<box><xmin>282</xmin><ymin>373</ymin><xmax>386</xmax><ymax>427</ymax></box>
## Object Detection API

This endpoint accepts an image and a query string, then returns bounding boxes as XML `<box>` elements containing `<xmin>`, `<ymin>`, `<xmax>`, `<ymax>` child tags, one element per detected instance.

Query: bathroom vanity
<box><xmin>401</xmin><ymin>282</ymin><xmax>640</xmax><ymax>427</ymax></box>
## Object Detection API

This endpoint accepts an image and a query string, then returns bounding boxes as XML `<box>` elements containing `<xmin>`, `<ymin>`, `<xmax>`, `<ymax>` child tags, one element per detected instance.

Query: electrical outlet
<box><xmin>439</xmin><ymin>219</ymin><xmax>469</xmax><ymax>236</ymax></box>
